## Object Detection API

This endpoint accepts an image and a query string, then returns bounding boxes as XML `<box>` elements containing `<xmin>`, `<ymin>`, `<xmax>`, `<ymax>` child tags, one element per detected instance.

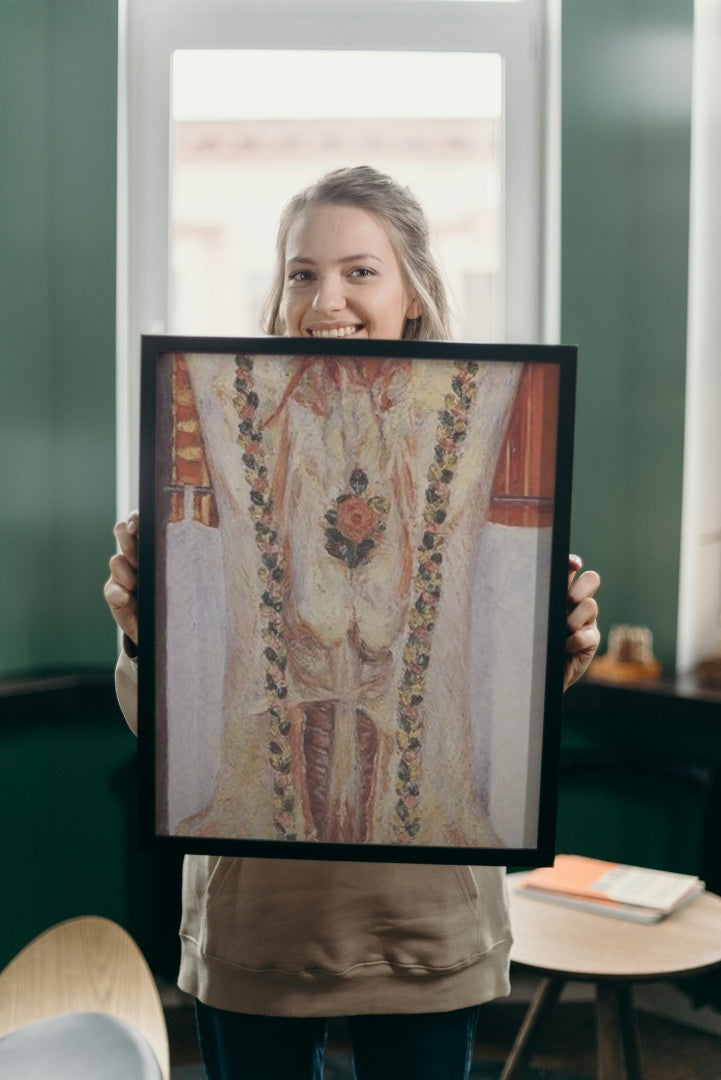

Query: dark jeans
<box><xmin>195</xmin><ymin>1000</ymin><xmax>481</xmax><ymax>1080</ymax></box>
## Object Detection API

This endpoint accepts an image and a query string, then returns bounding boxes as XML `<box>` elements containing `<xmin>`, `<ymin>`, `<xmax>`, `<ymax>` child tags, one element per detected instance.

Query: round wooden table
<box><xmin>503</xmin><ymin>872</ymin><xmax>721</xmax><ymax>1080</ymax></box>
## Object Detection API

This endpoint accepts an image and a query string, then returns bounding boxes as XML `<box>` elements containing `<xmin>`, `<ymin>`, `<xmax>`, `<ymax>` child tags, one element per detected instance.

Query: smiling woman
<box><xmin>108</xmin><ymin>152</ymin><xmax>594</xmax><ymax>1080</ymax></box>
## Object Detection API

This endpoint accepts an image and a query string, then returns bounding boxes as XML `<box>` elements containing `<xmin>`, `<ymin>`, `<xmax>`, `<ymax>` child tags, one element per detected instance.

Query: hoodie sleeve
<box><xmin>115</xmin><ymin>645</ymin><xmax>139</xmax><ymax>735</ymax></box>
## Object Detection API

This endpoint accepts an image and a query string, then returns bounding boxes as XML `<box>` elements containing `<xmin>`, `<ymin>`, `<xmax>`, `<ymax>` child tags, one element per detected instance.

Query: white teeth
<box><xmin>310</xmin><ymin>326</ymin><xmax>359</xmax><ymax>338</ymax></box>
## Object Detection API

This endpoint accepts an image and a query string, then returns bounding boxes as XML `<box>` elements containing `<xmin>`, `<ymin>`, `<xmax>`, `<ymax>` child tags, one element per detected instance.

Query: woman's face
<box><xmin>280</xmin><ymin>203</ymin><xmax>421</xmax><ymax>341</ymax></box>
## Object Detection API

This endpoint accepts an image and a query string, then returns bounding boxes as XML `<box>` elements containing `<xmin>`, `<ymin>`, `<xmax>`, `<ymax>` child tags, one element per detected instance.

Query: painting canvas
<box><xmin>138</xmin><ymin>336</ymin><xmax>576</xmax><ymax>865</ymax></box>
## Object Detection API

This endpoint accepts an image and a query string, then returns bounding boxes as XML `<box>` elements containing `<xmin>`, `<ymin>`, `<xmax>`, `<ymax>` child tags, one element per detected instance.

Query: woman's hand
<box><xmin>564</xmin><ymin>554</ymin><xmax>601</xmax><ymax>691</ymax></box>
<box><xmin>103</xmin><ymin>510</ymin><xmax>139</xmax><ymax>647</ymax></box>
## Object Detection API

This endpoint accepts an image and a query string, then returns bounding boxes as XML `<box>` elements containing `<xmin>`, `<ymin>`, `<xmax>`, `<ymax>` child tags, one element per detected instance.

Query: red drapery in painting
<box><xmin>488</xmin><ymin>363</ymin><xmax>558</xmax><ymax>528</ymax></box>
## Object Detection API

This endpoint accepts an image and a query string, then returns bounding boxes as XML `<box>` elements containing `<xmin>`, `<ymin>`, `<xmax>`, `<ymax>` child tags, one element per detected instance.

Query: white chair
<box><xmin>0</xmin><ymin>915</ymin><xmax>170</xmax><ymax>1079</ymax></box>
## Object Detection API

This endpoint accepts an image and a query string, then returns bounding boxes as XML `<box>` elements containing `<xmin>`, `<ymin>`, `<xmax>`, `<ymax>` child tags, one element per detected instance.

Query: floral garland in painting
<box><xmin>232</xmin><ymin>355</ymin><xmax>480</xmax><ymax>846</ymax></box>
<box><xmin>233</xmin><ymin>356</ymin><xmax>296</xmax><ymax>841</ymax></box>
<box><xmin>394</xmin><ymin>361</ymin><xmax>480</xmax><ymax>843</ymax></box>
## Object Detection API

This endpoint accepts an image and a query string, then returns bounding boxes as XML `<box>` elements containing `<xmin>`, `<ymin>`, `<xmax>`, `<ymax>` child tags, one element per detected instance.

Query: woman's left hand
<box><xmin>564</xmin><ymin>554</ymin><xmax>601</xmax><ymax>691</ymax></box>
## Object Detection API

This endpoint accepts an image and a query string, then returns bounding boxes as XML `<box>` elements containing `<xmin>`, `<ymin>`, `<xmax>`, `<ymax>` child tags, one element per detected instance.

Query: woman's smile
<box><xmin>306</xmin><ymin>323</ymin><xmax>365</xmax><ymax>339</ymax></box>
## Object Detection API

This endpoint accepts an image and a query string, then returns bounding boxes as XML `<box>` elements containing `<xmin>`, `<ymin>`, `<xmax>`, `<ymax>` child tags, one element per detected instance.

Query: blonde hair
<box><xmin>262</xmin><ymin>166</ymin><xmax>453</xmax><ymax>341</ymax></box>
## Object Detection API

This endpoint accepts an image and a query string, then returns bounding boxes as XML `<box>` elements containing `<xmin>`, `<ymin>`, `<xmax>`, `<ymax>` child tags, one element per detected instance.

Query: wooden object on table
<box><xmin>502</xmin><ymin>873</ymin><xmax>721</xmax><ymax>1080</ymax></box>
<box><xmin>591</xmin><ymin>624</ymin><xmax>662</xmax><ymax>683</ymax></box>
<box><xmin>0</xmin><ymin>915</ymin><xmax>169</xmax><ymax>1080</ymax></box>
<box><xmin>696</xmin><ymin>654</ymin><xmax>721</xmax><ymax>689</ymax></box>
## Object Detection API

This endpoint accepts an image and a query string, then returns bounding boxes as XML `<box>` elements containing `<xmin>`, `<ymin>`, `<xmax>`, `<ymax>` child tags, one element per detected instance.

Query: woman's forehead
<box><xmin>285</xmin><ymin>202</ymin><xmax>396</xmax><ymax>262</ymax></box>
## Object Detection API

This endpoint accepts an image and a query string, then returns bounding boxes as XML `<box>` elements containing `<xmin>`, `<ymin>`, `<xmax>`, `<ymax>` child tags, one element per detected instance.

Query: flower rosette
<box><xmin>233</xmin><ymin>356</ymin><xmax>296</xmax><ymax>840</ymax></box>
<box><xmin>324</xmin><ymin>468</ymin><xmax>389</xmax><ymax>570</ymax></box>
<box><xmin>394</xmin><ymin>361</ymin><xmax>480</xmax><ymax>843</ymax></box>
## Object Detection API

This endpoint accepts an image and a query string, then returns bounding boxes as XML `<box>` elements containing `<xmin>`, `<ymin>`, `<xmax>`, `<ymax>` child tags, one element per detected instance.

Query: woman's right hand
<box><xmin>104</xmin><ymin>510</ymin><xmax>139</xmax><ymax>646</ymax></box>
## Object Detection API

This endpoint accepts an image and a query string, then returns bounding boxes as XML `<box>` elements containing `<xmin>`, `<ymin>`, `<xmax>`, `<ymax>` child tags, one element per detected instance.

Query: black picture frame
<box><xmin>138</xmin><ymin>335</ymin><xmax>576</xmax><ymax>865</ymax></box>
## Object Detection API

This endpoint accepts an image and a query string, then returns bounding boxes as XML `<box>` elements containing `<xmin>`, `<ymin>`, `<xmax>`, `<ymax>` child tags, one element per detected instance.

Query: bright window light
<box><xmin>172</xmin><ymin>50</ymin><xmax>502</xmax><ymax>121</ymax></box>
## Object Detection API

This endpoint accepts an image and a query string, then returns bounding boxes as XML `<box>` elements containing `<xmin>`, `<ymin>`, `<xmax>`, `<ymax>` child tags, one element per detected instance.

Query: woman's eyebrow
<box><xmin>338</xmin><ymin>253</ymin><xmax>383</xmax><ymax>264</ymax></box>
<box><xmin>286</xmin><ymin>253</ymin><xmax>384</xmax><ymax>266</ymax></box>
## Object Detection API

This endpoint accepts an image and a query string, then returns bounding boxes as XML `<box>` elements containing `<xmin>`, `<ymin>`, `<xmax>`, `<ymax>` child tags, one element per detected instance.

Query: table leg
<box><xmin>499</xmin><ymin>976</ymin><xmax>565</xmax><ymax>1080</ymax></box>
<box><xmin>596</xmin><ymin>982</ymin><xmax>643</xmax><ymax>1080</ymax></box>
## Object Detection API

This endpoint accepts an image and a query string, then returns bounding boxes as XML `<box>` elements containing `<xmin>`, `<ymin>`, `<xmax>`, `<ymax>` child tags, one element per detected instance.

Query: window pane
<box><xmin>170</xmin><ymin>49</ymin><xmax>503</xmax><ymax>340</ymax></box>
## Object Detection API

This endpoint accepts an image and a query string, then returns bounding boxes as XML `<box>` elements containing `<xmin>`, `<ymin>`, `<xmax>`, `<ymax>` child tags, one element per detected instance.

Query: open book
<box><xmin>515</xmin><ymin>854</ymin><xmax>705</xmax><ymax>923</ymax></box>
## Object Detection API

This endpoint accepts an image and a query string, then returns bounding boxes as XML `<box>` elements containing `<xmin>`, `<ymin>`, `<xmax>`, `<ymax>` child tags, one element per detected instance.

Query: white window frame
<box><xmin>117</xmin><ymin>0</ymin><xmax>559</xmax><ymax>512</ymax></box>
<box><xmin>677</xmin><ymin>0</ymin><xmax>721</xmax><ymax>674</ymax></box>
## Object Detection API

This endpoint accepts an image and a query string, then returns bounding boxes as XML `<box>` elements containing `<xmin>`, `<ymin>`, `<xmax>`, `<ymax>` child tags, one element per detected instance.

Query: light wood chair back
<box><xmin>0</xmin><ymin>915</ymin><xmax>169</xmax><ymax>1080</ymax></box>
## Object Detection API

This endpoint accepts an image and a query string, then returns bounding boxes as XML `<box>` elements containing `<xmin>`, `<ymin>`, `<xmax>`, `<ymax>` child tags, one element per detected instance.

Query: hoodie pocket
<box><xmin>182</xmin><ymin>856</ymin><xmax>510</xmax><ymax>976</ymax></box>
<box><xmin>180</xmin><ymin>854</ymin><xmax>239</xmax><ymax>950</ymax></box>
<box><xmin>454</xmin><ymin>864</ymin><xmax>480</xmax><ymax>906</ymax></box>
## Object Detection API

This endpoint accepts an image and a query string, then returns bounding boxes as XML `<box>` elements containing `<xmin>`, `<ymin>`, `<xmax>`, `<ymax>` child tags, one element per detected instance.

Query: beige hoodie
<box><xmin>116</xmin><ymin>650</ymin><xmax>512</xmax><ymax>1016</ymax></box>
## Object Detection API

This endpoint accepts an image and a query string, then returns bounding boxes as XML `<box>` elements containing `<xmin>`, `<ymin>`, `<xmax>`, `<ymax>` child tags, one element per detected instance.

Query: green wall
<box><xmin>0</xmin><ymin>0</ymin><xmax>133</xmax><ymax>969</ymax></box>
<box><xmin>562</xmin><ymin>0</ymin><xmax>693</xmax><ymax>669</ymax></box>
<box><xmin>0</xmin><ymin>0</ymin><xmax>118</xmax><ymax>675</ymax></box>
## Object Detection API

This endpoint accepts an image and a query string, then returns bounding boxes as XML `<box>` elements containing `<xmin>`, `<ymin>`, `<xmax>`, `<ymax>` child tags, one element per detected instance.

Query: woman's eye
<box><xmin>349</xmin><ymin>267</ymin><xmax>375</xmax><ymax>279</ymax></box>
<box><xmin>288</xmin><ymin>270</ymin><xmax>313</xmax><ymax>284</ymax></box>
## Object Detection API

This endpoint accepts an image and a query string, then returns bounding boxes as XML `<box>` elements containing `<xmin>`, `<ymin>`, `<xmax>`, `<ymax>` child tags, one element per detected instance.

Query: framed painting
<box><xmin>137</xmin><ymin>336</ymin><xmax>576</xmax><ymax>865</ymax></box>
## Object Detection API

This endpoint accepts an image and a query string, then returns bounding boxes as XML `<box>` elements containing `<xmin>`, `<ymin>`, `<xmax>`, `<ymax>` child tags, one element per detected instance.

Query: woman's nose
<box><xmin>312</xmin><ymin>274</ymin><xmax>345</xmax><ymax>314</ymax></box>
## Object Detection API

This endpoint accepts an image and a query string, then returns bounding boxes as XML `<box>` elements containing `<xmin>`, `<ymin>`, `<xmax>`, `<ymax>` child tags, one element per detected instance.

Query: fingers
<box><xmin>564</xmin><ymin>557</ymin><xmax>601</xmax><ymax>690</ymax></box>
<box><xmin>103</xmin><ymin>574</ymin><xmax>135</xmax><ymax>617</ymax></box>
<box><xmin>567</xmin><ymin>553</ymin><xmax>583</xmax><ymax>588</ymax></box>
<box><xmin>105</xmin><ymin>511</ymin><xmax>140</xmax><ymax>645</ymax></box>
<box><xmin>566</xmin><ymin>622</ymin><xmax>601</xmax><ymax>658</ymax></box>
<box><xmin>103</xmin><ymin>575</ymin><xmax>139</xmax><ymax>643</ymax></box>
<box><xmin>566</xmin><ymin>591</ymin><xmax>599</xmax><ymax>636</ymax></box>
<box><xmin>113</xmin><ymin>510</ymin><xmax>139</xmax><ymax>568</ymax></box>
<box><xmin>563</xmin><ymin>617</ymin><xmax>601</xmax><ymax>690</ymax></box>
<box><xmin>109</xmin><ymin>548</ymin><xmax>137</xmax><ymax>589</ymax></box>
<box><xmin>567</xmin><ymin>562</ymin><xmax>601</xmax><ymax>641</ymax></box>
<box><xmin>568</xmin><ymin>567</ymin><xmax>601</xmax><ymax>609</ymax></box>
